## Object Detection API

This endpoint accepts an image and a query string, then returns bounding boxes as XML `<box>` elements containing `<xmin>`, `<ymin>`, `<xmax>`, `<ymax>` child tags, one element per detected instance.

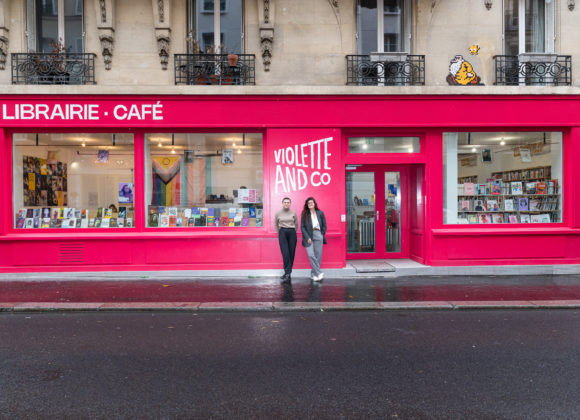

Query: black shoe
<box><xmin>280</xmin><ymin>274</ymin><xmax>287</xmax><ymax>280</ymax></box>
<box><xmin>281</xmin><ymin>274</ymin><xmax>291</xmax><ymax>284</ymax></box>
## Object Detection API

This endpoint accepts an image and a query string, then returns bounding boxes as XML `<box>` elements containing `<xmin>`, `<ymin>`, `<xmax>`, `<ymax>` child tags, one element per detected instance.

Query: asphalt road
<box><xmin>1</xmin><ymin>310</ymin><xmax>580</xmax><ymax>419</ymax></box>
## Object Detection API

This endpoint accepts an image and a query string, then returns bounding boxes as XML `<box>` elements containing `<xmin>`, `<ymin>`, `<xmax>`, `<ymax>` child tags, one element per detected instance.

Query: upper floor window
<box><xmin>188</xmin><ymin>0</ymin><xmax>243</xmax><ymax>53</ymax></box>
<box><xmin>357</xmin><ymin>0</ymin><xmax>410</xmax><ymax>54</ymax></box>
<box><xmin>26</xmin><ymin>0</ymin><xmax>84</xmax><ymax>53</ymax></box>
<box><xmin>504</xmin><ymin>0</ymin><xmax>555</xmax><ymax>55</ymax></box>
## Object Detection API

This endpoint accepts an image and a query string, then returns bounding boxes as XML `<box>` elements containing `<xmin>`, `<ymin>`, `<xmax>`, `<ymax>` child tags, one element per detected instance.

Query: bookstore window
<box><xmin>443</xmin><ymin>132</ymin><xmax>563</xmax><ymax>225</ymax></box>
<box><xmin>13</xmin><ymin>133</ymin><xmax>135</xmax><ymax>229</ymax></box>
<box><xmin>145</xmin><ymin>133</ymin><xmax>263</xmax><ymax>228</ymax></box>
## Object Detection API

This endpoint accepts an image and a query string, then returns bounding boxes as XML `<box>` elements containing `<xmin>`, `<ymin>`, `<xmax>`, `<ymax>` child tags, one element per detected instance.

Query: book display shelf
<box><xmin>456</xmin><ymin>166</ymin><xmax>560</xmax><ymax>224</ymax></box>
<box><xmin>15</xmin><ymin>207</ymin><xmax>135</xmax><ymax>229</ymax></box>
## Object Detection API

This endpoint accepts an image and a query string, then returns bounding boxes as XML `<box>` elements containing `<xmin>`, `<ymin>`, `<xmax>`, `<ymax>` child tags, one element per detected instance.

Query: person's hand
<box><xmin>307</xmin><ymin>238</ymin><xmax>312</xmax><ymax>244</ymax></box>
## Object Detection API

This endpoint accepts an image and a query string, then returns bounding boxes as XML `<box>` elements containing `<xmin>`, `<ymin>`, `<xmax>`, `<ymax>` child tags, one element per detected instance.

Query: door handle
<box><xmin>376</xmin><ymin>211</ymin><xmax>379</xmax><ymax>221</ymax></box>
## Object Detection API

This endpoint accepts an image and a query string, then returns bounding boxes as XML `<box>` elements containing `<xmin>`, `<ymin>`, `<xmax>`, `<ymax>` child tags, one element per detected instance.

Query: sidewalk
<box><xmin>1</xmin><ymin>261</ymin><xmax>580</xmax><ymax>311</ymax></box>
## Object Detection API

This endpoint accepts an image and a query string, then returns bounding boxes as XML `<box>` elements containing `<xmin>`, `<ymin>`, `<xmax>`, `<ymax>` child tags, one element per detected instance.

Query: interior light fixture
<box><xmin>407</xmin><ymin>147</ymin><xmax>414</xmax><ymax>153</ymax></box>
<box><xmin>82</xmin><ymin>140</ymin><xmax>86</xmax><ymax>147</ymax></box>
<box><xmin>233</xmin><ymin>142</ymin><xmax>236</xmax><ymax>147</ymax></box>
<box><xmin>500</xmin><ymin>138</ymin><xmax>505</xmax><ymax>146</ymax></box>
<box><xmin>237</xmin><ymin>149</ymin><xmax>242</xmax><ymax>154</ymax></box>
<box><xmin>171</xmin><ymin>148</ymin><xmax>176</xmax><ymax>154</ymax></box>
<box><xmin>471</xmin><ymin>147</ymin><xmax>477</xmax><ymax>152</ymax></box>
<box><xmin>362</xmin><ymin>144</ymin><xmax>368</xmax><ymax>150</ymax></box>
<box><xmin>158</xmin><ymin>140</ymin><xmax>162</xmax><ymax>147</ymax></box>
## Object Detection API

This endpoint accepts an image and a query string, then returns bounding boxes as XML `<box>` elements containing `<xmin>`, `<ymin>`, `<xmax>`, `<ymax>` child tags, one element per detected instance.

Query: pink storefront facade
<box><xmin>1</xmin><ymin>94</ymin><xmax>580</xmax><ymax>273</ymax></box>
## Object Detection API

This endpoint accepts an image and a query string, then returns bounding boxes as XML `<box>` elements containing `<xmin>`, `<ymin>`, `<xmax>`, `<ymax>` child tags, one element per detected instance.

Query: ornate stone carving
<box><xmin>96</xmin><ymin>0</ymin><xmax>115</xmax><ymax>69</ymax></box>
<box><xmin>0</xmin><ymin>33</ymin><xmax>8</xmax><ymax>71</ymax></box>
<box><xmin>156</xmin><ymin>32</ymin><xmax>171</xmax><ymax>70</ymax></box>
<box><xmin>260</xmin><ymin>29</ymin><xmax>273</xmax><ymax>72</ymax></box>
<box><xmin>158</xmin><ymin>0</ymin><xmax>165</xmax><ymax>22</ymax></box>
<box><xmin>99</xmin><ymin>0</ymin><xmax>107</xmax><ymax>23</ymax></box>
<box><xmin>258</xmin><ymin>0</ymin><xmax>274</xmax><ymax>72</ymax></box>
<box><xmin>99</xmin><ymin>31</ymin><xmax>114</xmax><ymax>70</ymax></box>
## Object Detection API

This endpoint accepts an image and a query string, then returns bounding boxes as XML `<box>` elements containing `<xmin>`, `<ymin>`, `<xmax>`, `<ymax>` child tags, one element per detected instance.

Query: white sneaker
<box><xmin>313</xmin><ymin>274</ymin><xmax>323</xmax><ymax>282</ymax></box>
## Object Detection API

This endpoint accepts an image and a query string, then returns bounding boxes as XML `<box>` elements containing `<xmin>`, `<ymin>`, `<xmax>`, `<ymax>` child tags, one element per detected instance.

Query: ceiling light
<box><xmin>362</xmin><ymin>144</ymin><xmax>368</xmax><ymax>150</ymax></box>
<box><xmin>81</xmin><ymin>141</ymin><xmax>86</xmax><ymax>147</ymax></box>
<box><xmin>407</xmin><ymin>147</ymin><xmax>414</xmax><ymax>153</ymax></box>
<box><xmin>171</xmin><ymin>148</ymin><xmax>176</xmax><ymax>154</ymax></box>
<box><xmin>158</xmin><ymin>141</ymin><xmax>162</xmax><ymax>147</ymax></box>
<box><xmin>500</xmin><ymin>139</ymin><xmax>505</xmax><ymax>146</ymax></box>
<box><xmin>237</xmin><ymin>149</ymin><xmax>242</xmax><ymax>154</ymax></box>
<box><xmin>471</xmin><ymin>147</ymin><xmax>477</xmax><ymax>152</ymax></box>
<box><xmin>233</xmin><ymin>142</ymin><xmax>236</xmax><ymax>147</ymax></box>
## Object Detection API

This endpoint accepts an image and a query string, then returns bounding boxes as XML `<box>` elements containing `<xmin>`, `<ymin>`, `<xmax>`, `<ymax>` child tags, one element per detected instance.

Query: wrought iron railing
<box><xmin>174</xmin><ymin>54</ymin><xmax>256</xmax><ymax>85</ymax></box>
<box><xmin>494</xmin><ymin>55</ymin><xmax>572</xmax><ymax>86</ymax></box>
<box><xmin>11</xmin><ymin>53</ymin><xmax>96</xmax><ymax>85</ymax></box>
<box><xmin>346</xmin><ymin>54</ymin><xmax>425</xmax><ymax>86</ymax></box>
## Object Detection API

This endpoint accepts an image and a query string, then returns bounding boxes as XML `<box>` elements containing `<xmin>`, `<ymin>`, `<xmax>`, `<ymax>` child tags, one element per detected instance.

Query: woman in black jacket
<box><xmin>300</xmin><ymin>197</ymin><xmax>327</xmax><ymax>281</ymax></box>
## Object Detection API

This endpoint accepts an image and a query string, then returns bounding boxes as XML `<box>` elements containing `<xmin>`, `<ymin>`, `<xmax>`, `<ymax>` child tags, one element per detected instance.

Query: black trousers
<box><xmin>278</xmin><ymin>228</ymin><xmax>297</xmax><ymax>274</ymax></box>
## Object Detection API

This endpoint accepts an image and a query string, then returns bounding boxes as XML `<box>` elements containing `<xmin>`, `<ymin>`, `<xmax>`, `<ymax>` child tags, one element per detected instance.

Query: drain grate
<box><xmin>59</xmin><ymin>243</ymin><xmax>84</xmax><ymax>264</ymax></box>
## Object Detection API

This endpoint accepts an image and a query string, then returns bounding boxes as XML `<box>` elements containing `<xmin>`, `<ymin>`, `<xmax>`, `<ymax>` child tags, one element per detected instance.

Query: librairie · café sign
<box><xmin>0</xmin><ymin>101</ymin><xmax>165</xmax><ymax>122</ymax></box>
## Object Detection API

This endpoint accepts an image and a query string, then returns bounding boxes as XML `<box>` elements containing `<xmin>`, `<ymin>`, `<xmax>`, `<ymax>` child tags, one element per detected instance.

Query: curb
<box><xmin>2</xmin><ymin>300</ymin><xmax>580</xmax><ymax>312</ymax></box>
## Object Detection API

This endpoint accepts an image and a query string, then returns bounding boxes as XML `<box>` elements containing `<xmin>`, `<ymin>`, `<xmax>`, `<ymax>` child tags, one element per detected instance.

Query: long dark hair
<box><xmin>301</xmin><ymin>197</ymin><xmax>320</xmax><ymax>222</ymax></box>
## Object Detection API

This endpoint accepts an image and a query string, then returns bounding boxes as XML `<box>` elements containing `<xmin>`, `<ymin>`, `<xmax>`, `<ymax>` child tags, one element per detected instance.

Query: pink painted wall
<box><xmin>0</xmin><ymin>95</ymin><xmax>579</xmax><ymax>271</ymax></box>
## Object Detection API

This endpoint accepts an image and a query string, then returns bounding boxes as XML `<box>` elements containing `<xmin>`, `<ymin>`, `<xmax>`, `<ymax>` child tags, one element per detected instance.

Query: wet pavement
<box><xmin>1</xmin><ymin>275</ymin><xmax>580</xmax><ymax>309</ymax></box>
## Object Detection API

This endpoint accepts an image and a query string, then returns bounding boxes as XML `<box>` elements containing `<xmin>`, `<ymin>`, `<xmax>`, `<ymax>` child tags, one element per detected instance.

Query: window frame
<box><xmin>442</xmin><ymin>129</ymin><xmax>566</xmax><ymax>227</ymax></box>
<box><xmin>187</xmin><ymin>0</ymin><xmax>244</xmax><ymax>54</ymax></box>
<box><xmin>356</xmin><ymin>0</ymin><xmax>412</xmax><ymax>54</ymax></box>
<box><xmin>503</xmin><ymin>0</ymin><xmax>555</xmax><ymax>54</ymax></box>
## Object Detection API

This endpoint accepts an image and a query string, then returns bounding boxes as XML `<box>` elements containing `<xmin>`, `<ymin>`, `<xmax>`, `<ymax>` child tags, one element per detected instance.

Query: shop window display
<box><xmin>443</xmin><ymin>132</ymin><xmax>563</xmax><ymax>224</ymax></box>
<box><xmin>145</xmin><ymin>133</ymin><xmax>263</xmax><ymax>227</ymax></box>
<box><xmin>13</xmin><ymin>133</ymin><xmax>135</xmax><ymax>229</ymax></box>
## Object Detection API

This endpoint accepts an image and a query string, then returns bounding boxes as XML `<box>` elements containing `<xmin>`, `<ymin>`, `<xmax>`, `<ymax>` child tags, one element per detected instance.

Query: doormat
<box><xmin>350</xmin><ymin>260</ymin><xmax>396</xmax><ymax>273</ymax></box>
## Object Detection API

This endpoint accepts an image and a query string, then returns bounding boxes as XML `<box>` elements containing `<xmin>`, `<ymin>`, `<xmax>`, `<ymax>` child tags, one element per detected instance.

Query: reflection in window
<box><xmin>13</xmin><ymin>133</ymin><xmax>135</xmax><ymax>229</ymax></box>
<box><xmin>349</xmin><ymin>136</ymin><xmax>420</xmax><ymax>153</ymax></box>
<box><xmin>443</xmin><ymin>132</ymin><xmax>563</xmax><ymax>225</ymax></box>
<box><xmin>145</xmin><ymin>133</ymin><xmax>263</xmax><ymax>228</ymax></box>
<box><xmin>188</xmin><ymin>0</ymin><xmax>242</xmax><ymax>53</ymax></box>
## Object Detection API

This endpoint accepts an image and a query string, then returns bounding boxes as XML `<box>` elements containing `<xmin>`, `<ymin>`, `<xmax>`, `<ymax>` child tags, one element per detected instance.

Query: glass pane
<box><xmin>190</xmin><ymin>0</ymin><xmax>241</xmax><ymax>53</ymax></box>
<box><xmin>347</xmin><ymin>172</ymin><xmax>375</xmax><ymax>253</ymax></box>
<box><xmin>349</xmin><ymin>137</ymin><xmax>420</xmax><ymax>153</ymax></box>
<box><xmin>64</xmin><ymin>0</ymin><xmax>83</xmax><ymax>53</ymax></box>
<box><xmin>504</xmin><ymin>0</ymin><xmax>519</xmax><ymax>55</ymax></box>
<box><xmin>383</xmin><ymin>0</ymin><xmax>404</xmax><ymax>52</ymax></box>
<box><xmin>36</xmin><ymin>0</ymin><xmax>59</xmax><ymax>53</ymax></box>
<box><xmin>385</xmin><ymin>172</ymin><xmax>401</xmax><ymax>252</ymax></box>
<box><xmin>443</xmin><ymin>132</ymin><xmax>563</xmax><ymax>225</ymax></box>
<box><xmin>357</xmin><ymin>0</ymin><xmax>377</xmax><ymax>55</ymax></box>
<box><xmin>525</xmin><ymin>0</ymin><xmax>545</xmax><ymax>53</ymax></box>
<box><xmin>221</xmin><ymin>0</ymin><xmax>242</xmax><ymax>53</ymax></box>
<box><xmin>145</xmin><ymin>133</ymin><xmax>263</xmax><ymax>228</ymax></box>
<box><xmin>13</xmin><ymin>133</ymin><xmax>135</xmax><ymax>229</ymax></box>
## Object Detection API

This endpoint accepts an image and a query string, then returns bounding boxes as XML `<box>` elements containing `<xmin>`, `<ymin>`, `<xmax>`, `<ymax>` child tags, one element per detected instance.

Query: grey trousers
<box><xmin>306</xmin><ymin>230</ymin><xmax>324</xmax><ymax>277</ymax></box>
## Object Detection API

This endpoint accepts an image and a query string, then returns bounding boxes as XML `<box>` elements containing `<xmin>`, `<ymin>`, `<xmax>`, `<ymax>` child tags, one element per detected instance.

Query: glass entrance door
<box><xmin>346</xmin><ymin>165</ymin><xmax>407</xmax><ymax>259</ymax></box>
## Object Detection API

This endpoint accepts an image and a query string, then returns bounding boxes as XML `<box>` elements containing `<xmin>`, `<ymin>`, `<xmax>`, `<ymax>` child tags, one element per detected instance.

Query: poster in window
<box><xmin>520</xmin><ymin>148</ymin><xmax>532</xmax><ymax>163</ymax></box>
<box><xmin>222</xmin><ymin>149</ymin><xmax>234</xmax><ymax>164</ymax></box>
<box><xmin>481</xmin><ymin>148</ymin><xmax>492</xmax><ymax>163</ymax></box>
<box><xmin>118</xmin><ymin>182</ymin><xmax>134</xmax><ymax>204</ymax></box>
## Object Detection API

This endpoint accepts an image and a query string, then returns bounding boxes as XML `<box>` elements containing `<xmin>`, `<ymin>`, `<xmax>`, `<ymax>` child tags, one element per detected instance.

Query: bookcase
<box><xmin>456</xmin><ymin>168</ymin><xmax>560</xmax><ymax>224</ymax></box>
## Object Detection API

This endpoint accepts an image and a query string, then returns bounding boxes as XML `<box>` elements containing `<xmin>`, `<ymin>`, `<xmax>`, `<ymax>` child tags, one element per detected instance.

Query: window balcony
<box><xmin>494</xmin><ymin>54</ymin><xmax>572</xmax><ymax>86</ymax></box>
<box><xmin>11</xmin><ymin>53</ymin><xmax>96</xmax><ymax>85</ymax></box>
<box><xmin>174</xmin><ymin>54</ymin><xmax>256</xmax><ymax>86</ymax></box>
<box><xmin>346</xmin><ymin>54</ymin><xmax>425</xmax><ymax>86</ymax></box>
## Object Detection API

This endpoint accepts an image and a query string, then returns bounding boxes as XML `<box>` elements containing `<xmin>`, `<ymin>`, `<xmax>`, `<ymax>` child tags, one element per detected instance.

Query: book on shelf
<box><xmin>94</xmin><ymin>218</ymin><xmax>102</xmax><ymax>228</ymax></box>
<box><xmin>101</xmin><ymin>218</ymin><xmax>110</xmax><ymax>228</ymax></box>
<box><xmin>529</xmin><ymin>199</ymin><xmax>540</xmax><ymax>211</ymax></box>
<box><xmin>25</xmin><ymin>218</ymin><xmax>34</xmax><ymax>228</ymax></box>
<box><xmin>207</xmin><ymin>216</ymin><xmax>215</xmax><ymax>226</ymax></box>
<box><xmin>486</xmin><ymin>200</ymin><xmax>500</xmax><ymax>212</ymax></box>
<box><xmin>159</xmin><ymin>215</ymin><xmax>169</xmax><ymax>227</ymax></box>
<box><xmin>508</xmin><ymin>215</ymin><xmax>519</xmax><ymax>223</ymax></box>
<box><xmin>74</xmin><ymin>209</ymin><xmax>81</xmax><ymax>219</ymax></box>
<box><xmin>517</xmin><ymin>197</ymin><xmax>529</xmax><ymax>211</ymax></box>
<box><xmin>220</xmin><ymin>216</ymin><xmax>228</xmax><ymax>227</ymax></box>
<box><xmin>61</xmin><ymin>219</ymin><xmax>70</xmax><ymax>228</ymax></box>
<box><xmin>109</xmin><ymin>217</ymin><xmax>117</xmax><ymax>227</ymax></box>
<box><xmin>16</xmin><ymin>217</ymin><xmax>25</xmax><ymax>228</ymax></box>
<box><xmin>41</xmin><ymin>218</ymin><xmax>50</xmax><ymax>228</ymax></box>
<box><xmin>176</xmin><ymin>217</ymin><xmax>182</xmax><ymax>227</ymax></box>
<box><xmin>457</xmin><ymin>217</ymin><xmax>468</xmax><ymax>224</ymax></box>
<box><xmin>242</xmin><ymin>217</ymin><xmax>249</xmax><ymax>227</ymax></box>
<box><xmin>117</xmin><ymin>217</ymin><xmax>124</xmax><ymax>228</ymax></box>
<box><xmin>467</xmin><ymin>214</ymin><xmax>478</xmax><ymax>224</ymax></box>
<box><xmin>504</xmin><ymin>199</ymin><xmax>514</xmax><ymax>211</ymax></box>
<box><xmin>460</xmin><ymin>200</ymin><xmax>471</xmax><ymax>211</ymax></box>
<box><xmin>168</xmin><ymin>216</ymin><xmax>177</xmax><ymax>227</ymax></box>
<box><xmin>89</xmin><ymin>218</ymin><xmax>95</xmax><ymax>227</ymax></box>
<box><xmin>511</xmin><ymin>182</ymin><xmax>523</xmax><ymax>195</ymax></box>
<box><xmin>33</xmin><ymin>217</ymin><xmax>40</xmax><ymax>228</ymax></box>
<box><xmin>168</xmin><ymin>207</ymin><xmax>178</xmax><ymax>216</ymax></box>
<box><xmin>536</xmin><ymin>182</ymin><xmax>547</xmax><ymax>195</ymax></box>
<box><xmin>477</xmin><ymin>184</ymin><xmax>490</xmax><ymax>195</ymax></box>
<box><xmin>183</xmin><ymin>208</ymin><xmax>192</xmax><ymax>218</ymax></box>
<box><xmin>228</xmin><ymin>217</ymin><xmax>234</xmax><ymax>227</ymax></box>
<box><xmin>188</xmin><ymin>218</ymin><xmax>195</xmax><ymax>227</ymax></box>
<box><xmin>547</xmin><ymin>180</ymin><xmax>557</xmax><ymax>195</ymax></box>
<box><xmin>478</xmin><ymin>213</ymin><xmax>492</xmax><ymax>224</ymax></box>
<box><xmin>520</xmin><ymin>214</ymin><xmax>531</xmax><ymax>223</ymax></box>
<box><xmin>474</xmin><ymin>199</ymin><xmax>486</xmax><ymax>211</ymax></box>
<box><xmin>105</xmin><ymin>208</ymin><xmax>112</xmax><ymax>218</ymax></box>
<box><xmin>492</xmin><ymin>214</ymin><xmax>504</xmax><ymax>224</ymax></box>
<box><xmin>49</xmin><ymin>219</ymin><xmax>61</xmax><ymax>228</ymax></box>
<box><xmin>463</xmin><ymin>183</ymin><xmax>475</xmax><ymax>195</ymax></box>
<box><xmin>491</xmin><ymin>179</ymin><xmax>502</xmax><ymax>195</ymax></box>
<box><xmin>525</xmin><ymin>182</ymin><xmax>537</xmax><ymax>195</ymax></box>
<box><xmin>530</xmin><ymin>214</ymin><xmax>550</xmax><ymax>223</ymax></box>
<box><xmin>249</xmin><ymin>207</ymin><xmax>257</xmax><ymax>218</ymax></box>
